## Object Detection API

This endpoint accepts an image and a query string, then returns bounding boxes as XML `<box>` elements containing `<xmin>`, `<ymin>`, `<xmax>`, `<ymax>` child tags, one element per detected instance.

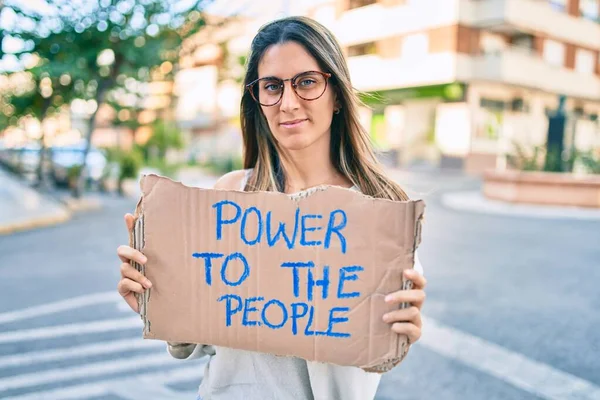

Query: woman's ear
<box><xmin>333</xmin><ymin>90</ymin><xmax>342</xmax><ymax>112</ymax></box>
<box><xmin>334</xmin><ymin>98</ymin><xmax>342</xmax><ymax>114</ymax></box>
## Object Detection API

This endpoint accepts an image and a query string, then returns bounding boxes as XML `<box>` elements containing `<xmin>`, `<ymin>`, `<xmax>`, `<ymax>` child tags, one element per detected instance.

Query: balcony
<box><xmin>333</xmin><ymin>0</ymin><xmax>462</xmax><ymax>45</ymax></box>
<box><xmin>461</xmin><ymin>47</ymin><xmax>600</xmax><ymax>100</ymax></box>
<box><xmin>462</xmin><ymin>0</ymin><xmax>600</xmax><ymax>50</ymax></box>
<box><xmin>347</xmin><ymin>52</ymin><xmax>461</xmax><ymax>92</ymax></box>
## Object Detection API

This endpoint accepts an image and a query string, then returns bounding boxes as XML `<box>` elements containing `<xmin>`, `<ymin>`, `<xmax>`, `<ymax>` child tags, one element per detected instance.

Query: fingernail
<box><xmin>404</xmin><ymin>269</ymin><xmax>414</xmax><ymax>277</ymax></box>
<box><xmin>382</xmin><ymin>313</ymin><xmax>390</xmax><ymax>322</ymax></box>
<box><xmin>385</xmin><ymin>295</ymin><xmax>392</xmax><ymax>303</ymax></box>
<box><xmin>143</xmin><ymin>279</ymin><xmax>152</xmax><ymax>288</ymax></box>
<box><xmin>141</xmin><ymin>256</ymin><xmax>148</xmax><ymax>264</ymax></box>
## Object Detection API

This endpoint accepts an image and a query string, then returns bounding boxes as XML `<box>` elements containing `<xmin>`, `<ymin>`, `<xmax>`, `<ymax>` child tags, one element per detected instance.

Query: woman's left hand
<box><xmin>382</xmin><ymin>269</ymin><xmax>427</xmax><ymax>344</ymax></box>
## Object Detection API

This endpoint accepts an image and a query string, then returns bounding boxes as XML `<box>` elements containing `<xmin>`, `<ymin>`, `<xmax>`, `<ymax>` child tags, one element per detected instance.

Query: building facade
<box><xmin>181</xmin><ymin>0</ymin><xmax>600</xmax><ymax>172</ymax></box>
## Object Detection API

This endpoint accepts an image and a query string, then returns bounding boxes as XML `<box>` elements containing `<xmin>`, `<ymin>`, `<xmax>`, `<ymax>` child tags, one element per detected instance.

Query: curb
<box><xmin>0</xmin><ymin>210</ymin><xmax>71</xmax><ymax>235</ymax></box>
<box><xmin>61</xmin><ymin>197</ymin><xmax>104</xmax><ymax>213</ymax></box>
<box><xmin>441</xmin><ymin>190</ymin><xmax>600</xmax><ymax>221</ymax></box>
<box><xmin>0</xmin><ymin>196</ymin><xmax>104</xmax><ymax>236</ymax></box>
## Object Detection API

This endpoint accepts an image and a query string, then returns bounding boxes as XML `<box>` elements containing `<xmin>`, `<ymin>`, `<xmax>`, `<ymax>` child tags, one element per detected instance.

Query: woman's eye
<box><xmin>264</xmin><ymin>83</ymin><xmax>281</xmax><ymax>91</ymax></box>
<box><xmin>299</xmin><ymin>79</ymin><xmax>316</xmax><ymax>87</ymax></box>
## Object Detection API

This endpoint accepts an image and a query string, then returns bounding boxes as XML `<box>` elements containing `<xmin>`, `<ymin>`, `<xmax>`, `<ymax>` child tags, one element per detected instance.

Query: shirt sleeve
<box><xmin>307</xmin><ymin>361</ymin><xmax>381</xmax><ymax>400</ymax></box>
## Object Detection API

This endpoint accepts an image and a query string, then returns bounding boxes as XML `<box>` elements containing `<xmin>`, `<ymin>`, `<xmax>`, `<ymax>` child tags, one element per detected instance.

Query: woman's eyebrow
<box><xmin>258</xmin><ymin>75</ymin><xmax>281</xmax><ymax>80</ymax></box>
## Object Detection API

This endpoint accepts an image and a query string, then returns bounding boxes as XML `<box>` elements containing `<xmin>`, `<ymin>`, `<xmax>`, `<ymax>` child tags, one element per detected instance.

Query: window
<box><xmin>348</xmin><ymin>0</ymin><xmax>376</xmax><ymax>10</ymax></box>
<box><xmin>401</xmin><ymin>33</ymin><xmax>429</xmax><ymax>59</ymax></box>
<box><xmin>480</xmin><ymin>98</ymin><xmax>506</xmax><ymax>111</ymax></box>
<box><xmin>511</xmin><ymin>34</ymin><xmax>534</xmax><ymax>53</ymax></box>
<box><xmin>575</xmin><ymin>48</ymin><xmax>595</xmax><ymax>74</ymax></box>
<box><xmin>580</xmin><ymin>0</ymin><xmax>600</xmax><ymax>21</ymax></box>
<box><xmin>347</xmin><ymin>42</ymin><xmax>378</xmax><ymax>57</ymax></box>
<box><xmin>480</xmin><ymin>32</ymin><xmax>506</xmax><ymax>55</ymax></box>
<box><xmin>543</xmin><ymin>39</ymin><xmax>565</xmax><ymax>67</ymax></box>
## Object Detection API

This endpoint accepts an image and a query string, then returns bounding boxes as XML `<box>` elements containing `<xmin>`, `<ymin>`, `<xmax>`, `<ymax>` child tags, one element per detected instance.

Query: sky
<box><xmin>0</xmin><ymin>0</ymin><xmax>330</xmax><ymax>73</ymax></box>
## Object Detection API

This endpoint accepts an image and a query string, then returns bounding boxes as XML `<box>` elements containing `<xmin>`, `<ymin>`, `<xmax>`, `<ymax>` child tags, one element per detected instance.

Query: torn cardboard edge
<box><xmin>130</xmin><ymin>174</ymin><xmax>425</xmax><ymax>373</ymax></box>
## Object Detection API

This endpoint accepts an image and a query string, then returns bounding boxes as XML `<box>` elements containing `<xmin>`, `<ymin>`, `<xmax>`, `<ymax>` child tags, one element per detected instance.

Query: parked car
<box><xmin>0</xmin><ymin>143</ymin><xmax>51</xmax><ymax>178</ymax></box>
<box><xmin>50</xmin><ymin>143</ymin><xmax>107</xmax><ymax>187</ymax></box>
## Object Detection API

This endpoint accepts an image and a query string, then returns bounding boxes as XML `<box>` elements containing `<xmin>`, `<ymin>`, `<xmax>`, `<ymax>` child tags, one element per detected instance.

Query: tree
<box><xmin>1</xmin><ymin>0</ymin><xmax>212</xmax><ymax>196</ymax></box>
<box><xmin>0</xmin><ymin>60</ymin><xmax>80</xmax><ymax>188</ymax></box>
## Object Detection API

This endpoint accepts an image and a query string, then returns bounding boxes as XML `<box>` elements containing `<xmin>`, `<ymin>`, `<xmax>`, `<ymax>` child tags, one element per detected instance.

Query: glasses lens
<box><xmin>252</xmin><ymin>72</ymin><xmax>328</xmax><ymax>106</ymax></box>
<box><xmin>256</xmin><ymin>78</ymin><xmax>283</xmax><ymax>106</ymax></box>
<box><xmin>293</xmin><ymin>72</ymin><xmax>327</xmax><ymax>100</ymax></box>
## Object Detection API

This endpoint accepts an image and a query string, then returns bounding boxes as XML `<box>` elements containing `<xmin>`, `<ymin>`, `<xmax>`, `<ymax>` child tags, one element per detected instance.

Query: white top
<box><xmin>167</xmin><ymin>170</ymin><xmax>423</xmax><ymax>400</ymax></box>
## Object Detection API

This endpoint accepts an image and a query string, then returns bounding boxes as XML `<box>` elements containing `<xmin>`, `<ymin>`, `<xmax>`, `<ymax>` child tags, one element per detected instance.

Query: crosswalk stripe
<box><xmin>0</xmin><ymin>337</ymin><xmax>164</xmax><ymax>369</ymax></box>
<box><xmin>0</xmin><ymin>352</ymin><xmax>184</xmax><ymax>392</ymax></box>
<box><xmin>0</xmin><ymin>292</ymin><xmax>119</xmax><ymax>325</ymax></box>
<box><xmin>2</xmin><ymin>364</ymin><xmax>205</xmax><ymax>400</ymax></box>
<box><xmin>111</xmin><ymin>382</ymin><xmax>196</xmax><ymax>400</ymax></box>
<box><xmin>0</xmin><ymin>316</ymin><xmax>141</xmax><ymax>344</ymax></box>
<box><xmin>420</xmin><ymin>316</ymin><xmax>600</xmax><ymax>400</ymax></box>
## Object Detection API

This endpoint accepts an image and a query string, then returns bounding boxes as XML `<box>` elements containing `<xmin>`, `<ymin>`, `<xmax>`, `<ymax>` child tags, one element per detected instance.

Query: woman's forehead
<box><xmin>258</xmin><ymin>42</ymin><xmax>321</xmax><ymax>78</ymax></box>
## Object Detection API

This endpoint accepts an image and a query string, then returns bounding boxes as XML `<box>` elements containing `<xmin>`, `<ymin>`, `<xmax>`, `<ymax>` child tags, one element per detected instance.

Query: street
<box><xmin>0</xmin><ymin>171</ymin><xmax>599</xmax><ymax>400</ymax></box>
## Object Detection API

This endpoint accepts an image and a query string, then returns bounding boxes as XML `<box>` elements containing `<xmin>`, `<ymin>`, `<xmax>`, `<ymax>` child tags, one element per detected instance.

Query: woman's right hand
<box><xmin>117</xmin><ymin>213</ymin><xmax>152</xmax><ymax>314</ymax></box>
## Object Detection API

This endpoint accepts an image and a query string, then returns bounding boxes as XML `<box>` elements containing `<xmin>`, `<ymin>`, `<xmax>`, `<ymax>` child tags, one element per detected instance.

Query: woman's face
<box><xmin>256</xmin><ymin>41</ymin><xmax>337</xmax><ymax>153</ymax></box>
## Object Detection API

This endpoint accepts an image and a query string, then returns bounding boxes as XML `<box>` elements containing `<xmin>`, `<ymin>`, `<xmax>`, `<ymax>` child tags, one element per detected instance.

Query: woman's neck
<box><xmin>279</xmin><ymin>141</ymin><xmax>351</xmax><ymax>193</ymax></box>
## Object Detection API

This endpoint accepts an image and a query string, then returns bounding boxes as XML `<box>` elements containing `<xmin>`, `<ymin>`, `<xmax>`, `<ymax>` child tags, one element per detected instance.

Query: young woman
<box><xmin>117</xmin><ymin>16</ymin><xmax>426</xmax><ymax>400</ymax></box>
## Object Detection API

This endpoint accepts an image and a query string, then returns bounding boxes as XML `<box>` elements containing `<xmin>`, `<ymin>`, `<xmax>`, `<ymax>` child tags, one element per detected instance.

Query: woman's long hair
<box><xmin>240</xmin><ymin>16</ymin><xmax>408</xmax><ymax>201</ymax></box>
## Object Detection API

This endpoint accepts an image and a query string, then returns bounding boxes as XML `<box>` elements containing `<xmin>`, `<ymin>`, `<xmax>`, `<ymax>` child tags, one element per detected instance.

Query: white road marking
<box><xmin>3</xmin><ymin>292</ymin><xmax>599</xmax><ymax>400</ymax></box>
<box><xmin>0</xmin><ymin>316</ymin><xmax>142</xmax><ymax>344</ymax></box>
<box><xmin>0</xmin><ymin>292</ymin><xmax>119</xmax><ymax>325</ymax></box>
<box><xmin>111</xmin><ymin>382</ymin><xmax>195</xmax><ymax>400</ymax></box>
<box><xmin>419</xmin><ymin>316</ymin><xmax>600</xmax><ymax>400</ymax></box>
<box><xmin>2</xmin><ymin>364</ymin><xmax>205</xmax><ymax>400</ymax></box>
<box><xmin>0</xmin><ymin>353</ymin><xmax>185</xmax><ymax>392</ymax></box>
<box><xmin>117</xmin><ymin>300</ymin><xmax>134</xmax><ymax>312</ymax></box>
<box><xmin>0</xmin><ymin>337</ymin><xmax>164</xmax><ymax>369</ymax></box>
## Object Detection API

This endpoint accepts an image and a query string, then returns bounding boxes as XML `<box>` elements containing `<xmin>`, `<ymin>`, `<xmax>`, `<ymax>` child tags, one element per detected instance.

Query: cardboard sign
<box><xmin>131</xmin><ymin>174</ymin><xmax>425</xmax><ymax>372</ymax></box>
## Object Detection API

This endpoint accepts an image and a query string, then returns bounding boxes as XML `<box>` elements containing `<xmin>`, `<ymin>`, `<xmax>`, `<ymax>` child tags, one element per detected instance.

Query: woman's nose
<box><xmin>279</xmin><ymin>81</ymin><xmax>300</xmax><ymax>112</ymax></box>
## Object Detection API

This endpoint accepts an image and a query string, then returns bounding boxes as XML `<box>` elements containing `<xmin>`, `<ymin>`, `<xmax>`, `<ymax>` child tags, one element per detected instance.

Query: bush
<box><xmin>119</xmin><ymin>149</ymin><xmax>143</xmax><ymax>181</ymax></box>
<box><xmin>507</xmin><ymin>142</ymin><xmax>599</xmax><ymax>175</ymax></box>
<box><xmin>201</xmin><ymin>154</ymin><xmax>243</xmax><ymax>175</ymax></box>
<box><xmin>506</xmin><ymin>142</ymin><xmax>544</xmax><ymax>171</ymax></box>
<box><xmin>67</xmin><ymin>164</ymin><xmax>83</xmax><ymax>189</ymax></box>
<box><xmin>577</xmin><ymin>150</ymin><xmax>600</xmax><ymax>174</ymax></box>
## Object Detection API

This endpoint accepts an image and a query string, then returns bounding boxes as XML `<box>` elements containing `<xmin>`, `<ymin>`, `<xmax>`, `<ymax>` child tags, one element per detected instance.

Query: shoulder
<box><xmin>213</xmin><ymin>169</ymin><xmax>250</xmax><ymax>190</ymax></box>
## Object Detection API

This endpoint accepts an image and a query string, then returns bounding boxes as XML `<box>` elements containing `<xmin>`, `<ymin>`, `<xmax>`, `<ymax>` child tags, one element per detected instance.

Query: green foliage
<box><xmin>507</xmin><ymin>142</ymin><xmax>544</xmax><ymax>171</ymax></box>
<box><xmin>201</xmin><ymin>154</ymin><xmax>243</xmax><ymax>175</ymax></box>
<box><xmin>576</xmin><ymin>150</ymin><xmax>600</xmax><ymax>174</ymax></box>
<box><xmin>1</xmin><ymin>0</ymin><xmax>212</xmax><ymax>191</ymax></box>
<box><xmin>67</xmin><ymin>164</ymin><xmax>83</xmax><ymax>187</ymax></box>
<box><xmin>507</xmin><ymin>142</ymin><xmax>600</xmax><ymax>175</ymax></box>
<box><xmin>118</xmin><ymin>149</ymin><xmax>144</xmax><ymax>180</ymax></box>
<box><xmin>146</xmin><ymin>119</ymin><xmax>184</xmax><ymax>159</ymax></box>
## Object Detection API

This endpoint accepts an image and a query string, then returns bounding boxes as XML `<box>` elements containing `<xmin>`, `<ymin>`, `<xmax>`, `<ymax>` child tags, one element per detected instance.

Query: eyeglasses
<box><xmin>246</xmin><ymin>70</ymin><xmax>332</xmax><ymax>107</ymax></box>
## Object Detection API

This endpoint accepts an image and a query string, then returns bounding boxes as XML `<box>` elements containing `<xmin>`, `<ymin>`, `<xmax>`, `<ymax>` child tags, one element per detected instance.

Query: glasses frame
<box><xmin>246</xmin><ymin>70</ymin><xmax>332</xmax><ymax>107</ymax></box>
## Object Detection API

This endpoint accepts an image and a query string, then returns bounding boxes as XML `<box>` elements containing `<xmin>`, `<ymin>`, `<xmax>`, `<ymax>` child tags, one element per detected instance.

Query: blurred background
<box><xmin>0</xmin><ymin>0</ymin><xmax>599</xmax><ymax>399</ymax></box>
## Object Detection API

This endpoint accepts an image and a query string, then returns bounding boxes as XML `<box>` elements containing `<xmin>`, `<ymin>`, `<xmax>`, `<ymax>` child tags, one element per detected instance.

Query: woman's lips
<box><xmin>280</xmin><ymin>119</ymin><xmax>307</xmax><ymax>128</ymax></box>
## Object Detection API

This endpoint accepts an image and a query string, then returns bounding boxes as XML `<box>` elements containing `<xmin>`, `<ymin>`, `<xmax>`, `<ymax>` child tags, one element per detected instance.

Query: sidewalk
<box><xmin>385</xmin><ymin>166</ymin><xmax>600</xmax><ymax>221</ymax></box>
<box><xmin>123</xmin><ymin>167</ymin><xmax>220</xmax><ymax>199</ymax></box>
<box><xmin>0</xmin><ymin>169</ymin><xmax>71</xmax><ymax>235</ymax></box>
<box><xmin>441</xmin><ymin>190</ymin><xmax>600</xmax><ymax>221</ymax></box>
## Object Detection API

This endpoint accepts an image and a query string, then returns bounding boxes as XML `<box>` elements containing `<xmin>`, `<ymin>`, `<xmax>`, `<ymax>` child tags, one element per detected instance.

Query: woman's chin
<box><xmin>276</xmin><ymin>135</ymin><xmax>315</xmax><ymax>152</ymax></box>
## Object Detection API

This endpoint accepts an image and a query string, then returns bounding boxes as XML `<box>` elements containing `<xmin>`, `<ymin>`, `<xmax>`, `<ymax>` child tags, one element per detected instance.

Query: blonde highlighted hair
<box><xmin>240</xmin><ymin>16</ymin><xmax>408</xmax><ymax>201</ymax></box>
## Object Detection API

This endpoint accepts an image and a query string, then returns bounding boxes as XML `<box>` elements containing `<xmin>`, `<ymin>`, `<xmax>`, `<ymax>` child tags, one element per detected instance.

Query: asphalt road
<box><xmin>0</xmin><ymin>170</ymin><xmax>598</xmax><ymax>400</ymax></box>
